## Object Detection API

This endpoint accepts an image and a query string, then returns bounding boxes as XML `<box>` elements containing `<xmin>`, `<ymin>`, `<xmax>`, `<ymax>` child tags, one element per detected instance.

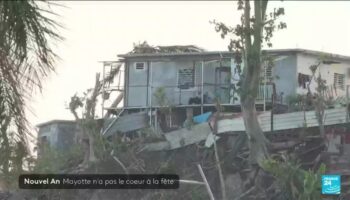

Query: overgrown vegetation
<box><xmin>263</xmin><ymin>156</ymin><xmax>325</xmax><ymax>200</ymax></box>
<box><xmin>211</xmin><ymin>2</ymin><xmax>341</xmax><ymax>200</ymax></box>
<box><xmin>212</xmin><ymin>0</ymin><xmax>286</xmax><ymax>165</ymax></box>
<box><xmin>153</xmin><ymin>87</ymin><xmax>174</xmax><ymax>115</ymax></box>
<box><xmin>33</xmin><ymin>146</ymin><xmax>83</xmax><ymax>173</ymax></box>
<box><xmin>68</xmin><ymin>73</ymin><xmax>115</xmax><ymax>168</ymax></box>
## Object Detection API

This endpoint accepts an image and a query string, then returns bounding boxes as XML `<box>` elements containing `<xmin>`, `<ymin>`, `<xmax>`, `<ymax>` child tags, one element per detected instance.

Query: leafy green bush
<box><xmin>286</xmin><ymin>94</ymin><xmax>305</xmax><ymax>111</ymax></box>
<box><xmin>33</xmin><ymin>146</ymin><xmax>83</xmax><ymax>173</ymax></box>
<box><xmin>153</xmin><ymin>87</ymin><xmax>174</xmax><ymax>114</ymax></box>
<box><xmin>262</xmin><ymin>156</ymin><xmax>325</xmax><ymax>200</ymax></box>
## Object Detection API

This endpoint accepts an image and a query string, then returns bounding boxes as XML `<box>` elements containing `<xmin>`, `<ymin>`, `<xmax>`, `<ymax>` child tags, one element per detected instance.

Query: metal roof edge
<box><xmin>117</xmin><ymin>48</ymin><xmax>350</xmax><ymax>61</ymax></box>
<box><xmin>36</xmin><ymin>119</ymin><xmax>76</xmax><ymax>128</ymax></box>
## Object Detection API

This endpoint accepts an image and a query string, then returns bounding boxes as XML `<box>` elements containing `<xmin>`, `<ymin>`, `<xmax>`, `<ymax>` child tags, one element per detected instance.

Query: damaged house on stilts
<box><xmin>37</xmin><ymin>45</ymin><xmax>350</xmax><ymax>196</ymax></box>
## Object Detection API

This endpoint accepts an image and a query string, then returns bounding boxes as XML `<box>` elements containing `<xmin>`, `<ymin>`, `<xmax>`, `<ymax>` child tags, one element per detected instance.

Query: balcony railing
<box><xmin>125</xmin><ymin>82</ymin><xmax>279</xmax><ymax>108</ymax></box>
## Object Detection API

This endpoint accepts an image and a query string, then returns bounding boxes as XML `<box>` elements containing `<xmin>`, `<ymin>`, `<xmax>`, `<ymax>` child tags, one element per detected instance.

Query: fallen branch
<box><xmin>110</xmin><ymin>150</ymin><xmax>129</xmax><ymax>174</ymax></box>
<box><xmin>179</xmin><ymin>179</ymin><xmax>206</xmax><ymax>185</ymax></box>
<box><xmin>197</xmin><ymin>164</ymin><xmax>215</xmax><ymax>200</ymax></box>
<box><xmin>234</xmin><ymin>186</ymin><xmax>256</xmax><ymax>200</ymax></box>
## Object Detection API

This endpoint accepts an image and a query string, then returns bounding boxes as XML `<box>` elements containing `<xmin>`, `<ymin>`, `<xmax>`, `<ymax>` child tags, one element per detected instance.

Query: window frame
<box><xmin>134</xmin><ymin>62</ymin><xmax>146</xmax><ymax>70</ymax></box>
<box><xmin>176</xmin><ymin>64</ymin><xmax>196</xmax><ymax>91</ymax></box>
<box><xmin>334</xmin><ymin>73</ymin><xmax>345</xmax><ymax>90</ymax></box>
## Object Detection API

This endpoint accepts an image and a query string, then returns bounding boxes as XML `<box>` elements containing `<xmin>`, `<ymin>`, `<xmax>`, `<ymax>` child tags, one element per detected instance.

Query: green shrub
<box><xmin>34</xmin><ymin>146</ymin><xmax>83</xmax><ymax>173</ymax></box>
<box><xmin>262</xmin><ymin>156</ymin><xmax>325</xmax><ymax>200</ymax></box>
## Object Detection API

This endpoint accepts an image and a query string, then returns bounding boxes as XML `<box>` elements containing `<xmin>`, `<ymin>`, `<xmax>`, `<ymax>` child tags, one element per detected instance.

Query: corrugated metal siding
<box><xmin>103</xmin><ymin>112</ymin><xmax>148</xmax><ymax>137</ymax></box>
<box><xmin>164</xmin><ymin>123</ymin><xmax>212</xmax><ymax>150</ymax></box>
<box><xmin>218</xmin><ymin>107</ymin><xmax>348</xmax><ymax>133</ymax></box>
<box><xmin>145</xmin><ymin>107</ymin><xmax>349</xmax><ymax>151</ymax></box>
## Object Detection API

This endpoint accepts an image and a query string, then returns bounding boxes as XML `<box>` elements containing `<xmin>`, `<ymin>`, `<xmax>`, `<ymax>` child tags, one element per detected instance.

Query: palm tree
<box><xmin>0</xmin><ymin>0</ymin><xmax>62</xmax><ymax>175</ymax></box>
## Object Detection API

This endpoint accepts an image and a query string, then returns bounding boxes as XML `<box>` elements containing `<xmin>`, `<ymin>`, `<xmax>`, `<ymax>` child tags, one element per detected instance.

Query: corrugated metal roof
<box><xmin>36</xmin><ymin>120</ymin><xmax>76</xmax><ymax>128</ymax></box>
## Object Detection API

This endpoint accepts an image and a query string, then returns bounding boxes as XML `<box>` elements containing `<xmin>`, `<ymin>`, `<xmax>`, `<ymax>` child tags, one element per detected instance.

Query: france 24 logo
<box><xmin>322</xmin><ymin>175</ymin><xmax>341</xmax><ymax>195</ymax></box>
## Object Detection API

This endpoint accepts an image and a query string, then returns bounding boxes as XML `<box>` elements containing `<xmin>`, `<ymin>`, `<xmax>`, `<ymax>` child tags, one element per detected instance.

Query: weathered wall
<box><xmin>38</xmin><ymin>124</ymin><xmax>59</xmax><ymax>148</ymax></box>
<box><xmin>125</xmin><ymin>52</ymin><xmax>350</xmax><ymax>108</ymax></box>
<box><xmin>273</xmin><ymin>54</ymin><xmax>298</xmax><ymax>103</ymax></box>
<box><xmin>56</xmin><ymin>123</ymin><xmax>77</xmax><ymax>150</ymax></box>
<box><xmin>127</xmin><ymin>61</ymin><xmax>149</xmax><ymax>107</ymax></box>
<box><xmin>126</xmin><ymin>58</ymin><xmax>229</xmax><ymax>107</ymax></box>
<box><xmin>151</xmin><ymin>60</ymin><xmax>198</xmax><ymax>106</ymax></box>
<box><xmin>38</xmin><ymin>122</ymin><xmax>76</xmax><ymax>155</ymax></box>
<box><xmin>125</xmin><ymin>54</ymin><xmax>301</xmax><ymax>108</ymax></box>
<box><xmin>296</xmin><ymin>53</ymin><xmax>350</xmax><ymax>97</ymax></box>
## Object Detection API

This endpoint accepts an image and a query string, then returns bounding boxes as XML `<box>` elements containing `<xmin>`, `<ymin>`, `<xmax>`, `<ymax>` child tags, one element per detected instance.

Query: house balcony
<box><xmin>123</xmin><ymin>82</ymin><xmax>282</xmax><ymax>111</ymax></box>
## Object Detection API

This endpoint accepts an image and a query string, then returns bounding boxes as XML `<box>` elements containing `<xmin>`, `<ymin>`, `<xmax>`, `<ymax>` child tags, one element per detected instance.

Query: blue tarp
<box><xmin>193</xmin><ymin>112</ymin><xmax>212</xmax><ymax>124</ymax></box>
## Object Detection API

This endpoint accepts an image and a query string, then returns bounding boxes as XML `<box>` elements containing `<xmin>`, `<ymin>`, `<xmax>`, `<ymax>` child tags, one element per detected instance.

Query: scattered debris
<box><xmin>129</xmin><ymin>41</ymin><xmax>205</xmax><ymax>54</ymax></box>
<box><xmin>163</xmin><ymin>123</ymin><xmax>212</xmax><ymax>150</ymax></box>
<box><xmin>205</xmin><ymin>133</ymin><xmax>220</xmax><ymax>148</ymax></box>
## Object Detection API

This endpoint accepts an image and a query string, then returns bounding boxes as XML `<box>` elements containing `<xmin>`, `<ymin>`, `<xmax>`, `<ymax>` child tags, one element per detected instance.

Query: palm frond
<box><xmin>0</xmin><ymin>0</ymin><xmax>63</xmax><ymax>145</ymax></box>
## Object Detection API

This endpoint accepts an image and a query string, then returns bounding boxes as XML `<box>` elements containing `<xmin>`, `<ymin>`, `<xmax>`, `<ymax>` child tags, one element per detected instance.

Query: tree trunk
<box><xmin>88</xmin><ymin>132</ymin><xmax>97</xmax><ymax>162</ymax></box>
<box><xmin>84</xmin><ymin>74</ymin><xmax>101</xmax><ymax>163</ymax></box>
<box><xmin>315</xmin><ymin>89</ymin><xmax>325</xmax><ymax>137</ymax></box>
<box><xmin>71</xmin><ymin>73</ymin><xmax>102</xmax><ymax>167</ymax></box>
<box><xmin>241</xmin><ymin>98</ymin><xmax>269</xmax><ymax>165</ymax></box>
<box><xmin>1</xmin><ymin>117</ymin><xmax>11</xmax><ymax>181</ymax></box>
<box><xmin>213</xmin><ymin>102</ymin><xmax>227</xmax><ymax>200</ymax></box>
<box><xmin>79</xmin><ymin>127</ymin><xmax>98</xmax><ymax>166</ymax></box>
<box><xmin>1</xmin><ymin>130</ymin><xmax>10</xmax><ymax>176</ymax></box>
<box><xmin>239</xmin><ymin>0</ymin><xmax>270</xmax><ymax>166</ymax></box>
<box><xmin>316</xmin><ymin>110</ymin><xmax>325</xmax><ymax>137</ymax></box>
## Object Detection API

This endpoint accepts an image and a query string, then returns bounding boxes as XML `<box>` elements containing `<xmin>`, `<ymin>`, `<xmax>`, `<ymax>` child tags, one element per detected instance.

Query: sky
<box><xmin>29</xmin><ymin>1</ymin><xmax>350</xmax><ymax>132</ymax></box>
